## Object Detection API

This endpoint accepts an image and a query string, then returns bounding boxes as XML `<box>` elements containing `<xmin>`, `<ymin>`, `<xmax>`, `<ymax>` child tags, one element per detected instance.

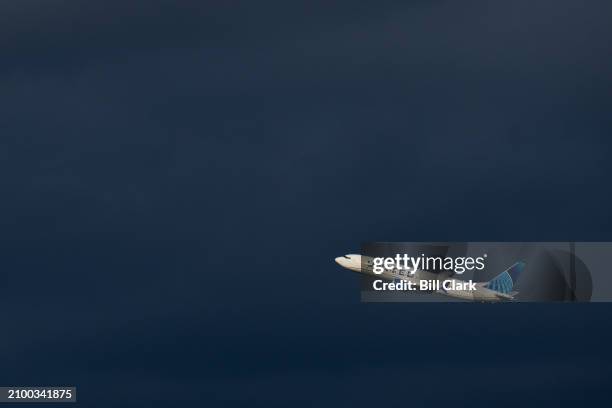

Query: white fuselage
<box><xmin>335</xmin><ymin>254</ymin><xmax>510</xmax><ymax>302</ymax></box>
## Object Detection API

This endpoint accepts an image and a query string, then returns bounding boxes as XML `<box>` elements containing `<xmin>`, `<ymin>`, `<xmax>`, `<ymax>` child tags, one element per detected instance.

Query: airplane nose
<box><xmin>335</xmin><ymin>255</ymin><xmax>352</xmax><ymax>267</ymax></box>
<box><xmin>335</xmin><ymin>255</ymin><xmax>357</xmax><ymax>268</ymax></box>
<box><xmin>335</xmin><ymin>254</ymin><xmax>361</xmax><ymax>271</ymax></box>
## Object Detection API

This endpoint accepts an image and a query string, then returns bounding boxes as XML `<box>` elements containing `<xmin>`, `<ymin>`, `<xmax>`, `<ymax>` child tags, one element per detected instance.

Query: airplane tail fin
<box><xmin>484</xmin><ymin>262</ymin><xmax>525</xmax><ymax>294</ymax></box>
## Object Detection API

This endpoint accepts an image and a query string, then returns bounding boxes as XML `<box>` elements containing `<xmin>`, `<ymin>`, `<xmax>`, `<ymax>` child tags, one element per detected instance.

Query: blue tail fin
<box><xmin>484</xmin><ymin>262</ymin><xmax>525</xmax><ymax>294</ymax></box>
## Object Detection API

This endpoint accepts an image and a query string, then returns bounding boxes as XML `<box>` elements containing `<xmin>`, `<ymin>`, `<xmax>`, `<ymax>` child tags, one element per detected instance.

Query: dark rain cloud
<box><xmin>1</xmin><ymin>1</ymin><xmax>612</xmax><ymax>406</ymax></box>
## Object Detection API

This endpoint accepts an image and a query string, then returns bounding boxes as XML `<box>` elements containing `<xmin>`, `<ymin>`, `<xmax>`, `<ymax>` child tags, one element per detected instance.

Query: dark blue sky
<box><xmin>1</xmin><ymin>1</ymin><xmax>611</xmax><ymax>406</ymax></box>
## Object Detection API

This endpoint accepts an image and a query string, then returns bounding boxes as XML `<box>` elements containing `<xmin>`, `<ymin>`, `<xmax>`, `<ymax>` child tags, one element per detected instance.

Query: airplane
<box><xmin>335</xmin><ymin>254</ymin><xmax>525</xmax><ymax>302</ymax></box>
